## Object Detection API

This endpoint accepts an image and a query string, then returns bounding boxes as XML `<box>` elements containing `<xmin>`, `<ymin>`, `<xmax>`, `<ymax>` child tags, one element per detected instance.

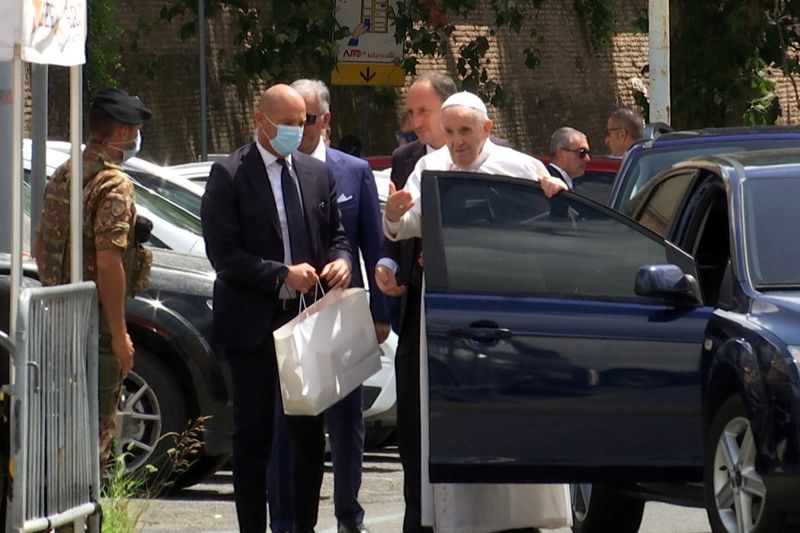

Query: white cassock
<box><xmin>384</xmin><ymin>139</ymin><xmax>572</xmax><ymax>532</ymax></box>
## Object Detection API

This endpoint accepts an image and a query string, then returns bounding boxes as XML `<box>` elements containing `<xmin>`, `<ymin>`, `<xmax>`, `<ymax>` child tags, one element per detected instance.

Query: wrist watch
<box><xmin>277</xmin><ymin>265</ymin><xmax>289</xmax><ymax>287</ymax></box>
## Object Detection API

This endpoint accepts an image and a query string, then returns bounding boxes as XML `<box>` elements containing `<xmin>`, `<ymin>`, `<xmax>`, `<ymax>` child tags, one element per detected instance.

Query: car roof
<box><xmin>646</xmin><ymin>125</ymin><xmax>800</xmax><ymax>146</ymax></box>
<box><xmin>694</xmin><ymin>147</ymin><xmax>800</xmax><ymax>180</ymax></box>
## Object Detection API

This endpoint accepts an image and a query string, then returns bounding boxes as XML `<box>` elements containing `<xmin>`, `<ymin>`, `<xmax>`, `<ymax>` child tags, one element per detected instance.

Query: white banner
<box><xmin>21</xmin><ymin>0</ymin><xmax>86</xmax><ymax>66</ymax></box>
<box><xmin>0</xmin><ymin>1</ymin><xmax>23</xmax><ymax>62</ymax></box>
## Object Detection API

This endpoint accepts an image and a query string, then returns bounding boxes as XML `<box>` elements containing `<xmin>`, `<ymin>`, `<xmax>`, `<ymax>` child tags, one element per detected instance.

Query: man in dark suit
<box><xmin>374</xmin><ymin>73</ymin><xmax>457</xmax><ymax>533</ymax></box>
<box><xmin>265</xmin><ymin>78</ymin><xmax>389</xmax><ymax>533</ymax></box>
<box><xmin>201</xmin><ymin>84</ymin><xmax>352</xmax><ymax>533</ymax></box>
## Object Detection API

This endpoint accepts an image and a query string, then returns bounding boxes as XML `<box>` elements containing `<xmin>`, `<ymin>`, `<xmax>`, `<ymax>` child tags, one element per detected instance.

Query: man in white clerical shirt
<box><xmin>384</xmin><ymin>91</ymin><xmax>567</xmax><ymax>242</ymax></box>
<box><xmin>382</xmin><ymin>91</ymin><xmax>573</xmax><ymax>533</ymax></box>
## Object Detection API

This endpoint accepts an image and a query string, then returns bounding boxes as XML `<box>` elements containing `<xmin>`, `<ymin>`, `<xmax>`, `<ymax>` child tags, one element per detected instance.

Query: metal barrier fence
<box><xmin>7</xmin><ymin>282</ymin><xmax>101</xmax><ymax>532</ymax></box>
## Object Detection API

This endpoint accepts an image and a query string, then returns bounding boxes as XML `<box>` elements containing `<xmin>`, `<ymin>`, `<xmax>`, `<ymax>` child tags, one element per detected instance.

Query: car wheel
<box><xmin>570</xmin><ymin>483</ymin><xmax>644</xmax><ymax>533</ymax></box>
<box><xmin>116</xmin><ymin>347</ymin><xmax>189</xmax><ymax>479</ymax></box>
<box><xmin>174</xmin><ymin>454</ymin><xmax>228</xmax><ymax>489</ymax></box>
<box><xmin>704</xmin><ymin>395</ymin><xmax>784</xmax><ymax>532</ymax></box>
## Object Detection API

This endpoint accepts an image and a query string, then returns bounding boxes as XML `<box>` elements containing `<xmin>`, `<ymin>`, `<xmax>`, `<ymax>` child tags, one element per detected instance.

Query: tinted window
<box><xmin>132</xmin><ymin>184</ymin><xmax>202</xmax><ymax>236</ymax></box>
<box><xmin>129</xmin><ymin>171</ymin><xmax>201</xmax><ymax>217</ymax></box>
<box><xmin>438</xmin><ymin>177</ymin><xmax>667</xmax><ymax>301</ymax></box>
<box><xmin>744</xmin><ymin>177</ymin><xmax>800</xmax><ymax>287</ymax></box>
<box><xmin>573</xmin><ymin>169</ymin><xmax>615</xmax><ymax>204</ymax></box>
<box><xmin>617</xmin><ymin>138</ymin><xmax>800</xmax><ymax>210</ymax></box>
<box><xmin>626</xmin><ymin>172</ymin><xmax>695</xmax><ymax>237</ymax></box>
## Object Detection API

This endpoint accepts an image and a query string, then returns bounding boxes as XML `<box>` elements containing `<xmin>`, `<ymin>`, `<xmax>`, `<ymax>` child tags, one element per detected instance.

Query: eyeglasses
<box><xmin>305</xmin><ymin>113</ymin><xmax>319</xmax><ymax>125</ymax></box>
<box><xmin>561</xmin><ymin>147</ymin><xmax>591</xmax><ymax>159</ymax></box>
<box><xmin>604</xmin><ymin>127</ymin><xmax>623</xmax><ymax>136</ymax></box>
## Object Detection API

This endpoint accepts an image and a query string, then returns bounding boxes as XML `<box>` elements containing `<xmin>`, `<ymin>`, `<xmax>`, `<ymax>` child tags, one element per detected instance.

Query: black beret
<box><xmin>90</xmin><ymin>88</ymin><xmax>152</xmax><ymax>125</ymax></box>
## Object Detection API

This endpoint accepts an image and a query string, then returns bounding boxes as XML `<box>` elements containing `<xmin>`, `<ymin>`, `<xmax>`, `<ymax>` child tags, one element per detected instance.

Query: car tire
<box><xmin>174</xmin><ymin>454</ymin><xmax>228</xmax><ymax>489</ymax></box>
<box><xmin>704</xmin><ymin>395</ymin><xmax>785</xmax><ymax>533</ymax></box>
<box><xmin>570</xmin><ymin>483</ymin><xmax>644</xmax><ymax>533</ymax></box>
<box><xmin>116</xmin><ymin>347</ymin><xmax>190</xmax><ymax>483</ymax></box>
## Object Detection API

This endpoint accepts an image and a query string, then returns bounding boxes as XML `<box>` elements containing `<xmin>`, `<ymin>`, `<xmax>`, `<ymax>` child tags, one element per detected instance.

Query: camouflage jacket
<box><xmin>36</xmin><ymin>148</ymin><xmax>151</xmax><ymax>294</ymax></box>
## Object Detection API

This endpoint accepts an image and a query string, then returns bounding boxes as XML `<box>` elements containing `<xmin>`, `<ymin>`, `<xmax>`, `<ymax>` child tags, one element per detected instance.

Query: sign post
<box><xmin>331</xmin><ymin>0</ymin><xmax>405</xmax><ymax>87</ymax></box>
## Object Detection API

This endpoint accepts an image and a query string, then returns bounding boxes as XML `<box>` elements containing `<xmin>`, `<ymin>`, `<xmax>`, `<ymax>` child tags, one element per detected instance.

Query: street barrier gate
<box><xmin>5</xmin><ymin>282</ymin><xmax>101</xmax><ymax>532</ymax></box>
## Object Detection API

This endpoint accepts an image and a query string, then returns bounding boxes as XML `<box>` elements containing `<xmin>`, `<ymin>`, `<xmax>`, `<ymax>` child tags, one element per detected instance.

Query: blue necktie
<box><xmin>278</xmin><ymin>159</ymin><xmax>311</xmax><ymax>265</ymax></box>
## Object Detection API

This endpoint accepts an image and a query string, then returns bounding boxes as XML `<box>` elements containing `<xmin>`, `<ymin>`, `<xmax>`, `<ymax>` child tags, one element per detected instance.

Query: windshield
<box><xmin>616</xmin><ymin>138</ymin><xmax>800</xmax><ymax>210</ymax></box>
<box><xmin>133</xmin><ymin>183</ymin><xmax>202</xmax><ymax>236</ymax></box>
<box><xmin>743</xmin><ymin>177</ymin><xmax>800</xmax><ymax>287</ymax></box>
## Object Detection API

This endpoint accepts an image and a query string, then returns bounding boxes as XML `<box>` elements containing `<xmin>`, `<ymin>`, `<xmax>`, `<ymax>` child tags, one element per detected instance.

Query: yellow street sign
<box><xmin>331</xmin><ymin>63</ymin><xmax>406</xmax><ymax>86</ymax></box>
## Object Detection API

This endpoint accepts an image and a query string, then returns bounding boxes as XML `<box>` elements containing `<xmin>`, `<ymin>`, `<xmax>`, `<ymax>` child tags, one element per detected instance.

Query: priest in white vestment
<box><xmin>383</xmin><ymin>91</ymin><xmax>573</xmax><ymax>532</ymax></box>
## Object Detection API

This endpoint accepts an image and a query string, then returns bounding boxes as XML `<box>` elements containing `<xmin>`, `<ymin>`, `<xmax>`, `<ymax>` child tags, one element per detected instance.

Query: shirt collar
<box><xmin>255</xmin><ymin>138</ymin><xmax>292</xmax><ymax>169</ymax></box>
<box><xmin>310</xmin><ymin>138</ymin><xmax>327</xmax><ymax>162</ymax></box>
<box><xmin>448</xmin><ymin>138</ymin><xmax>494</xmax><ymax>171</ymax></box>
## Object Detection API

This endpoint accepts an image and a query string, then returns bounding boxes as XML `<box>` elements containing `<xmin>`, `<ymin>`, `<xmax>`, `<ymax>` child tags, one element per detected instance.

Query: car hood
<box><xmin>750</xmin><ymin>292</ymin><xmax>800</xmax><ymax>346</ymax></box>
<box><xmin>148</xmin><ymin>249</ymin><xmax>214</xmax><ymax>297</ymax></box>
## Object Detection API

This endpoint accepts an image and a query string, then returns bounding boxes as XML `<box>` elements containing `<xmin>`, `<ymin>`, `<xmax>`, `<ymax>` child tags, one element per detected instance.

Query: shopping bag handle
<box><xmin>299</xmin><ymin>281</ymin><xmax>326</xmax><ymax>313</ymax></box>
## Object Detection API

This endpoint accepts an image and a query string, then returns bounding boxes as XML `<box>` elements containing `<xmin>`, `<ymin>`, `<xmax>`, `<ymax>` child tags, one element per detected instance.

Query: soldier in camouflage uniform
<box><xmin>34</xmin><ymin>88</ymin><xmax>153</xmax><ymax>470</ymax></box>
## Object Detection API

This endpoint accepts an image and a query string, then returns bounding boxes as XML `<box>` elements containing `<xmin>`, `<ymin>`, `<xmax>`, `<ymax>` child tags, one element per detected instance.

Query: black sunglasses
<box><xmin>305</xmin><ymin>113</ymin><xmax>319</xmax><ymax>125</ymax></box>
<box><xmin>562</xmin><ymin>147</ymin><xmax>591</xmax><ymax>159</ymax></box>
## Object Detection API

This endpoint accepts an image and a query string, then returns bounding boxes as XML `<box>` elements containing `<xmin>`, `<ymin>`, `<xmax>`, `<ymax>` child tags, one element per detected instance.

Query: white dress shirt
<box><xmin>383</xmin><ymin>138</ymin><xmax>548</xmax><ymax>241</ymax></box>
<box><xmin>254</xmin><ymin>139</ymin><xmax>308</xmax><ymax>279</ymax></box>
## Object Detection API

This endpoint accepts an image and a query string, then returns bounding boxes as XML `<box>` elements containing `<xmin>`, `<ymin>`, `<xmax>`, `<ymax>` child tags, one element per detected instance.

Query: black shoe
<box><xmin>337</xmin><ymin>524</ymin><xmax>370</xmax><ymax>533</ymax></box>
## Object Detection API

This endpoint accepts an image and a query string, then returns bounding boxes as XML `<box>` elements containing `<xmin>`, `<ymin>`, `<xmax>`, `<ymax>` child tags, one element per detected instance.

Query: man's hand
<box><xmin>385</xmin><ymin>182</ymin><xmax>414</xmax><ymax>222</ymax></box>
<box><xmin>375</xmin><ymin>264</ymin><xmax>407</xmax><ymax>296</ymax></box>
<box><xmin>539</xmin><ymin>175</ymin><xmax>569</xmax><ymax>198</ymax></box>
<box><xmin>321</xmin><ymin>258</ymin><xmax>351</xmax><ymax>289</ymax></box>
<box><xmin>374</xmin><ymin>321</ymin><xmax>390</xmax><ymax>344</ymax></box>
<box><xmin>112</xmin><ymin>333</ymin><xmax>135</xmax><ymax>378</ymax></box>
<box><xmin>285</xmin><ymin>263</ymin><xmax>320</xmax><ymax>293</ymax></box>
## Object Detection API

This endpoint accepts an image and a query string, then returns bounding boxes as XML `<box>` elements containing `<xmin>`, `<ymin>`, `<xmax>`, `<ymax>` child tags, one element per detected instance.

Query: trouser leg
<box><xmin>324</xmin><ymin>386</ymin><xmax>365</xmax><ymax>527</ymax></box>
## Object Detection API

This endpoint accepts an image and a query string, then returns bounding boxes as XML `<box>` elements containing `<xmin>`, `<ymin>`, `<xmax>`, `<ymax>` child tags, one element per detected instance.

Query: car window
<box><xmin>573</xmin><ymin>169</ymin><xmax>615</xmax><ymax>204</ymax></box>
<box><xmin>616</xmin><ymin>138</ymin><xmax>800</xmax><ymax>210</ymax></box>
<box><xmin>626</xmin><ymin>171</ymin><xmax>696</xmax><ymax>238</ymax></box>
<box><xmin>743</xmin><ymin>177</ymin><xmax>800</xmax><ymax>287</ymax></box>
<box><xmin>132</xmin><ymin>183</ymin><xmax>202</xmax><ymax>236</ymax></box>
<box><xmin>128</xmin><ymin>171</ymin><xmax>202</xmax><ymax>218</ymax></box>
<box><xmin>434</xmin><ymin>176</ymin><xmax>669</xmax><ymax>302</ymax></box>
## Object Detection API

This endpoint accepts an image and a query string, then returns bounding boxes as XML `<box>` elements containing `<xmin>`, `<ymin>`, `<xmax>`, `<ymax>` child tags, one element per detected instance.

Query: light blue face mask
<box><xmin>263</xmin><ymin>114</ymin><xmax>303</xmax><ymax>156</ymax></box>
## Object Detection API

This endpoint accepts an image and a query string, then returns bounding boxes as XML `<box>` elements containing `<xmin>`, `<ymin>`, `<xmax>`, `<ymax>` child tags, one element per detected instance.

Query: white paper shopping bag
<box><xmin>273</xmin><ymin>287</ymin><xmax>381</xmax><ymax>416</ymax></box>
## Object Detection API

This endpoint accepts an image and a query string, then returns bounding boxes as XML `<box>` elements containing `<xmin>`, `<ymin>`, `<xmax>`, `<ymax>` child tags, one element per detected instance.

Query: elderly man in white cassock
<box><xmin>383</xmin><ymin>91</ymin><xmax>572</xmax><ymax>532</ymax></box>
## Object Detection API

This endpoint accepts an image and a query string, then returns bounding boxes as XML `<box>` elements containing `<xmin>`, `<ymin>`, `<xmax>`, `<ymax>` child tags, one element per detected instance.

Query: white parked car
<box><xmin>23</xmin><ymin>139</ymin><xmax>206</xmax><ymax>257</ymax></box>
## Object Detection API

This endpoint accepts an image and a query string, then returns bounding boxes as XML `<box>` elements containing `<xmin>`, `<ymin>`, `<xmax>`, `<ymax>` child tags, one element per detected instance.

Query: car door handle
<box><xmin>448</xmin><ymin>325</ymin><xmax>513</xmax><ymax>342</ymax></box>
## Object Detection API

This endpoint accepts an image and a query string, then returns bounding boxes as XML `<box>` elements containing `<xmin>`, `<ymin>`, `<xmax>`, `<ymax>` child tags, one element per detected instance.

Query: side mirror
<box><xmin>635</xmin><ymin>264</ymin><xmax>702</xmax><ymax>305</ymax></box>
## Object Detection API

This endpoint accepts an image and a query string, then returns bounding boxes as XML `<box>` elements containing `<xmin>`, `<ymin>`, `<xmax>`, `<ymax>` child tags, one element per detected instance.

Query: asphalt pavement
<box><xmin>134</xmin><ymin>446</ymin><xmax>712</xmax><ymax>532</ymax></box>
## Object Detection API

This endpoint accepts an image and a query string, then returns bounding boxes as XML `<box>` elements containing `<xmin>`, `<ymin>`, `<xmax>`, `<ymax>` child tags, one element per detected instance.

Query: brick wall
<box><xmin>38</xmin><ymin>1</ymin><xmax>798</xmax><ymax>163</ymax></box>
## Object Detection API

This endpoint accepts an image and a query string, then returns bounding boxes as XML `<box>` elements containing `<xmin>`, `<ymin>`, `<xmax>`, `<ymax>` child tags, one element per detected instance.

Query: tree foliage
<box><xmin>671</xmin><ymin>0</ymin><xmax>800</xmax><ymax>127</ymax></box>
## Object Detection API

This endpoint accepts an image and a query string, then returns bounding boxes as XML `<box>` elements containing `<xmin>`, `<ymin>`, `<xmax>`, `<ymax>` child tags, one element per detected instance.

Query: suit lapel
<box><xmin>242</xmin><ymin>143</ymin><xmax>282</xmax><ymax>238</ymax></box>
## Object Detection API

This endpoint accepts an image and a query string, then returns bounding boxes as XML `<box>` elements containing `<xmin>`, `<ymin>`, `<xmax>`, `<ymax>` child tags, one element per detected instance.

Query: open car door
<box><xmin>421</xmin><ymin>170</ymin><xmax>713</xmax><ymax>484</ymax></box>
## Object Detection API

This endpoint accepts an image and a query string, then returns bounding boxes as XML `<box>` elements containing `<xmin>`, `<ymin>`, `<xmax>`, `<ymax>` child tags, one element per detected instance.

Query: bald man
<box><xmin>201</xmin><ymin>84</ymin><xmax>352</xmax><ymax>533</ymax></box>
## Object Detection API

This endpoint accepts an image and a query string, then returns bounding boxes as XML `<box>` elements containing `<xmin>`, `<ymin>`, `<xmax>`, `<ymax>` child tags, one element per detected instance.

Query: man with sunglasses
<box><xmin>604</xmin><ymin>107</ymin><xmax>644</xmax><ymax>157</ymax></box>
<box><xmin>546</xmin><ymin>127</ymin><xmax>591</xmax><ymax>189</ymax></box>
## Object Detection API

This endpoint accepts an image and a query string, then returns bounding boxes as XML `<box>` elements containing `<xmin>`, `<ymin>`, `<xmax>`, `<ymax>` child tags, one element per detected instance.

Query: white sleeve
<box><xmin>382</xmin><ymin>165</ymin><xmax>423</xmax><ymax>241</ymax></box>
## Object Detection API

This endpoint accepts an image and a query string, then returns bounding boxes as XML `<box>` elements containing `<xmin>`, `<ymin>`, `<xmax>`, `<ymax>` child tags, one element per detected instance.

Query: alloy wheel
<box><xmin>712</xmin><ymin>415</ymin><xmax>767</xmax><ymax>533</ymax></box>
<box><xmin>116</xmin><ymin>369</ymin><xmax>163</xmax><ymax>472</ymax></box>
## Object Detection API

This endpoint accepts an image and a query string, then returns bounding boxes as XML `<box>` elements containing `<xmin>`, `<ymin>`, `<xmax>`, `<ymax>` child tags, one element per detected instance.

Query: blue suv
<box><xmin>609</xmin><ymin>125</ymin><xmax>800</xmax><ymax>213</ymax></box>
<box><xmin>419</xmin><ymin>146</ymin><xmax>800</xmax><ymax>532</ymax></box>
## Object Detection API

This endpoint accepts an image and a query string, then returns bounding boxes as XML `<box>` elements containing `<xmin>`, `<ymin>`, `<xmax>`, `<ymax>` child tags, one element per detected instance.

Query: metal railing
<box><xmin>6</xmin><ymin>282</ymin><xmax>101</xmax><ymax>532</ymax></box>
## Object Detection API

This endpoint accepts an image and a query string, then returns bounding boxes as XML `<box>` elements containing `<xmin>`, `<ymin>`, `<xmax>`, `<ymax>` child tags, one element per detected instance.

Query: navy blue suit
<box><xmin>202</xmin><ymin>143</ymin><xmax>351</xmax><ymax>533</ymax></box>
<box><xmin>267</xmin><ymin>146</ymin><xmax>388</xmax><ymax>531</ymax></box>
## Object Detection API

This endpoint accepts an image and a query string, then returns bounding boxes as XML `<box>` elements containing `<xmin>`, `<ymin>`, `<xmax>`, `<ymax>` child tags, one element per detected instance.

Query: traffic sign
<box><xmin>332</xmin><ymin>0</ymin><xmax>404</xmax><ymax>86</ymax></box>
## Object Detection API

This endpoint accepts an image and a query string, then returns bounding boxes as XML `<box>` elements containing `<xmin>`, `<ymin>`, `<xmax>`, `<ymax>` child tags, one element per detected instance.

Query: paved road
<box><xmin>135</xmin><ymin>447</ymin><xmax>711</xmax><ymax>532</ymax></box>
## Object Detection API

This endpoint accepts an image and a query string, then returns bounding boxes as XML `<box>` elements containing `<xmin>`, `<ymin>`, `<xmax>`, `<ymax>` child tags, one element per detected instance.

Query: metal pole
<box><xmin>199</xmin><ymin>0</ymin><xmax>208</xmax><ymax>161</ymax></box>
<box><xmin>70</xmin><ymin>65</ymin><xmax>83</xmax><ymax>284</ymax></box>
<box><xmin>31</xmin><ymin>64</ymin><xmax>48</xmax><ymax>244</ymax></box>
<box><xmin>0</xmin><ymin>62</ymin><xmax>12</xmax><ymax>254</ymax></box>
<box><xmin>11</xmin><ymin>47</ymin><xmax>24</xmax><ymax>334</ymax></box>
<box><xmin>649</xmin><ymin>0</ymin><xmax>670</xmax><ymax>123</ymax></box>
<box><xmin>360</xmin><ymin>87</ymin><xmax>371</xmax><ymax>156</ymax></box>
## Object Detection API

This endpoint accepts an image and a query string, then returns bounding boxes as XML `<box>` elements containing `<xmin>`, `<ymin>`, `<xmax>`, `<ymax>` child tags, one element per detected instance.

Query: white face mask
<box><xmin>105</xmin><ymin>131</ymin><xmax>141</xmax><ymax>162</ymax></box>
